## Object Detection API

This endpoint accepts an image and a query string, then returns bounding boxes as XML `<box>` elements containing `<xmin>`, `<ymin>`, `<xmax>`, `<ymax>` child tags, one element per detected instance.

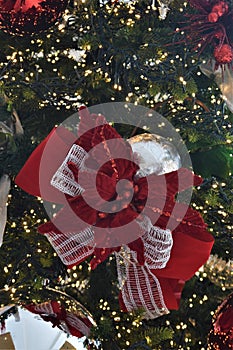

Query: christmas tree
<box><xmin>0</xmin><ymin>0</ymin><xmax>232</xmax><ymax>349</ymax></box>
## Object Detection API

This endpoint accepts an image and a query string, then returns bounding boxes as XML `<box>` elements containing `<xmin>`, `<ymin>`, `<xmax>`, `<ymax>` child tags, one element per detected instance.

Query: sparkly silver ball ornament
<box><xmin>127</xmin><ymin>133</ymin><xmax>181</xmax><ymax>177</ymax></box>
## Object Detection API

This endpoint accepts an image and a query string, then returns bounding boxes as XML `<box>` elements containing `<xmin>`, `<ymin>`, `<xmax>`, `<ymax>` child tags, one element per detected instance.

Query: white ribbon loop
<box><xmin>51</xmin><ymin>144</ymin><xmax>87</xmax><ymax>197</ymax></box>
<box><xmin>116</xmin><ymin>249</ymin><xmax>169</xmax><ymax>320</ymax></box>
<box><xmin>45</xmin><ymin>227</ymin><xmax>95</xmax><ymax>267</ymax></box>
<box><xmin>143</xmin><ymin>225</ymin><xmax>173</xmax><ymax>269</ymax></box>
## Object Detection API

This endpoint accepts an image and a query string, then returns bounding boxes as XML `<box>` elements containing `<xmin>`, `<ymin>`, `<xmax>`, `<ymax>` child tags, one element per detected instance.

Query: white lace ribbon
<box><xmin>143</xmin><ymin>225</ymin><xmax>173</xmax><ymax>269</ymax></box>
<box><xmin>137</xmin><ymin>215</ymin><xmax>173</xmax><ymax>269</ymax></box>
<box><xmin>116</xmin><ymin>248</ymin><xmax>169</xmax><ymax>319</ymax></box>
<box><xmin>45</xmin><ymin>226</ymin><xmax>95</xmax><ymax>267</ymax></box>
<box><xmin>51</xmin><ymin>144</ymin><xmax>87</xmax><ymax>197</ymax></box>
<box><xmin>115</xmin><ymin>216</ymin><xmax>173</xmax><ymax>319</ymax></box>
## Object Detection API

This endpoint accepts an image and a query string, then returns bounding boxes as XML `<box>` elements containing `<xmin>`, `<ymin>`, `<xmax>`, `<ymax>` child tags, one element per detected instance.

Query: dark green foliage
<box><xmin>191</xmin><ymin>145</ymin><xmax>233</xmax><ymax>178</ymax></box>
<box><xmin>0</xmin><ymin>0</ymin><xmax>232</xmax><ymax>349</ymax></box>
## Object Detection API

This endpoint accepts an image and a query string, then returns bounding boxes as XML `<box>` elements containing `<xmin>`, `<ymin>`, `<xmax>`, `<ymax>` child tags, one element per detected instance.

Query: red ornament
<box><xmin>208</xmin><ymin>1</ymin><xmax>229</xmax><ymax>22</ymax></box>
<box><xmin>184</xmin><ymin>0</ymin><xmax>233</xmax><ymax>62</ymax></box>
<box><xmin>208</xmin><ymin>11</ymin><xmax>219</xmax><ymax>22</ymax></box>
<box><xmin>208</xmin><ymin>293</ymin><xmax>233</xmax><ymax>349</ymax></box>
<box><xmin>0</xmin><ymin>0</ymin><xmax>68</xmax><ymax>35</ymax></box>
<box><xmin>210</xmin><ymin>1</ymin><xmax>229</xmax><ymax>18</ymax></box>
<box><xmin>214</xmin><ymin>44</ymin><xmax>233</xmax><ymax>64</ymax></box>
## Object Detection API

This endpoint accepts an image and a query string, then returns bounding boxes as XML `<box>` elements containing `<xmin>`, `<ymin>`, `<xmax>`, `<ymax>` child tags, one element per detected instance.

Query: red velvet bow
<box><xmin>16</xmin><ymin>107</ymin><xmax>214</xmax><ymax>319</ymax></box>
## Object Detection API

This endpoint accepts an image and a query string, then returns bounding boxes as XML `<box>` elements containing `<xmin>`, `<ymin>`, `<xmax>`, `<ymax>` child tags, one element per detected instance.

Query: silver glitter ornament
<box><xmin>128</xmin><ymin>133</ymin><xmax>181</xmax><ymax>177</ymax></box>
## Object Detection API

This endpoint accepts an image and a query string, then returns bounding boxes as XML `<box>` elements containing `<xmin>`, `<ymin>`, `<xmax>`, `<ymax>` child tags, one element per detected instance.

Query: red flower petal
<box><xmin>39</xmin><ymin>197</ymin><xmax>97</xmax><ymax>236</ymax></box>
<box><xmin>38</xmin><ymin>204</ymin><xmax>92</xmax><ymax>235</ymax></box>
<box><xmin>93</xmin><ymin>207</ymin><xmax>143</xmax><ymax>248</ymax></box>
<box><xmin>96</xmin><ymin>171</ymin><xmax>117</xmax><ymax>201</ymax></box>
<box><xmin>134</xmin><ymin>176</ymin><xmax>148</xmax><ymax>201</ymax></box>
<box><xmin>154</xmin><ymin>202</ymin><xmax>208</xmax><ymax>236</ymax></box>
<box><xmin>70</xmin><ymin>170</ymin><xmax>116</xmax><ymax>203</ymax></box>
<box><xmin>69</xmin><ymin>196</ymin><xmax>98</xmax><ymax>226</ymax></box>
<box><xmin>92</xmin><ymin>123</ymin><xmax>122</xmax><ymax>148</ymax></box>
<box><xmin>164</xmin><ymin>168</ymin><xmax>202</xmax><ymax>198</ymax></box>
<box><xmin>114</xmin><ymin>158</ymin><xmax>139</xmax><ymax>180</ymax></box>
<box><xmin>77</xmin><ymin>107</ymin><xmax>138</xmax><ymax>182</ymax></box>
<box><xmin>98</xmin><ymin>158</ymin><xmax>138</xmax><ymax>183</ymax></box>
<box><xmin>77</xmin><ymin>107</ymin><xmax>107</xmax><ymax>152</ymax></box>
<box><xmin>109</xmin><ymin>207</ymin><xmax>139</xmax><ymax>228</ymax></box>
<box><xmin>77</xmin><ymin>107</ymin><xmax>124</xmax><ymax>154</ymax></box>
<box><xmin>137</xmin><ymin>168</ymin><xmax>202</xmax><ymax>201</ymax></box>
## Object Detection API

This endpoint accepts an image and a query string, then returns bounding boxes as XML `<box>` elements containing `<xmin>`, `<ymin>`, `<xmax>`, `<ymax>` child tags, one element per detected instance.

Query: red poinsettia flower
<box><xmin>15</xmin><ymin>106</ymin><xmax>214</xmax><ymax>318</ymax></box>
<box><xmin>35</xmin><ymin>107</ymin><xmax>151</xmax><ymax>265</ymax></box>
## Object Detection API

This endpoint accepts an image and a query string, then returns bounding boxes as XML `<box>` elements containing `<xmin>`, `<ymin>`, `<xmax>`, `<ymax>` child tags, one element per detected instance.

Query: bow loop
<box><xmin>116</xmin><ymin>248</ymin><xmax>169</xmax><ymax>320</ymax></box>
<box><xmin>51</xmin><ymin>144</ymin><xmax>87</xmax><ymax>197</ymax></box>
<box><xmin>143</xmin><ymin>225</ymin><xmax>173</xmax><ymax>270</ymax></box>
<box><xmin>15</xmin><ymin>107</ymin><xmax>214</xmax><ymax>320</ymax></box>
